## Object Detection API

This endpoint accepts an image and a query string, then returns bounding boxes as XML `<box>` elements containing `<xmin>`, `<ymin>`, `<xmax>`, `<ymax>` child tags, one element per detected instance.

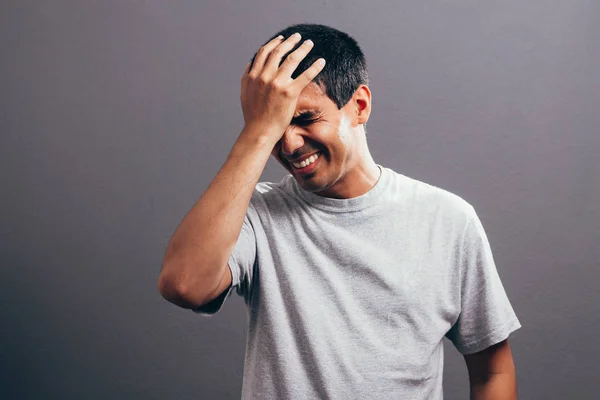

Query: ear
<box><xmin>350</xmin><ymin>84</ymin><xmax>371</xmax><ymax>126</ymax></box>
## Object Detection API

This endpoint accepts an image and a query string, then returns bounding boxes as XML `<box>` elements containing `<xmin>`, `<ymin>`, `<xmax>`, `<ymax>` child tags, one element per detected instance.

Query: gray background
<box><xmin>1</xmin><ymin>1</ymin><xmax>598</xmax><ymax>399</ymax></box>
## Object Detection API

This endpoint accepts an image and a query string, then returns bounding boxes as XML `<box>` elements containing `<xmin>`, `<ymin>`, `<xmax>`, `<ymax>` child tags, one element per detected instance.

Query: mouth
<box><xmin>289</xmin><ymin>151</ymin><xmax>322</xmax><ymax>175</ymax></box>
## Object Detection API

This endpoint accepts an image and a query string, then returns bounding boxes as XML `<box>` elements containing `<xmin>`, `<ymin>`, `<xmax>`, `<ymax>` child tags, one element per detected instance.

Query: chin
<box><xmin>296</xmin><ymin>177</ymin><xmax>328</xmax><ymax>193</ymax></box>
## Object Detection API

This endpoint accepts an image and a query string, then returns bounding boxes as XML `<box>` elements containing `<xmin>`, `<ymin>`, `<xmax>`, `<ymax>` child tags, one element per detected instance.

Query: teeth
<box><xmin>292</xmin><ymin>152</ymin><xmax>320</xmax><ymax>168</ymax></box>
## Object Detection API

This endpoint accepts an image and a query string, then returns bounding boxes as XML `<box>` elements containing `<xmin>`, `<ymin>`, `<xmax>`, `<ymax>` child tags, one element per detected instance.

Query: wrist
<box><xmin>240</xmin><ymin>123</ymin><xmax>282</xmax><ymax>146</ymax></box>
<box><xmin>236</xmin><ymin>126</ymin><xmax>279</xmax><ymax>153</ymax></box>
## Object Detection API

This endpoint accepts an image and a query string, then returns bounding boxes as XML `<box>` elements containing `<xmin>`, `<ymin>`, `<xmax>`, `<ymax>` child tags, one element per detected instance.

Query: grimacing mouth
<box><xmin>281</xmin><ymin>151</ymin><xmax>323</xmax><ymax>170</ymax></box>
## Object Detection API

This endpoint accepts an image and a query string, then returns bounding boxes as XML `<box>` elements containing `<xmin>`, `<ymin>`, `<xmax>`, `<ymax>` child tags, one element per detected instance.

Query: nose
<box><xmin>278</xmin><ymin>126</ymin><xmax>308</xmax><ymax>159</ymax></box>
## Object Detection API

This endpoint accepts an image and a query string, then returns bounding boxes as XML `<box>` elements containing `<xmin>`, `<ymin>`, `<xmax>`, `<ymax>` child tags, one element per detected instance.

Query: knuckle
<box><xmin>282</xmin><ymin>87</ymin><xmax>295</xmax><ymax>97</ymax></box>
<box><xmin>286</xmin><ymin>53</ymin><xmax>298</xmax><ymax>64</ymax></box>
<box><xmin>257</xmin><ymin>75</ymin><xmax>269</xmax><ymax>86</ymax></box>
<box><xmin>270</xmin><ymin>80</ymin><xmax>283</xmax><ymax>91</ymax></box>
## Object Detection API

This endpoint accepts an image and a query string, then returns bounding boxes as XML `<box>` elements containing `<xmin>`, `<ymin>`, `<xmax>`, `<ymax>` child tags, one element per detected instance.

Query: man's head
<box><xmin>251</xmin><ymin>23</ymin><xmax>369</xmax><ymax>110</ymax></box>
<box><xmin>251</xmin><ymin>23</ymin><xmax>377</xmax><ymax>199</ymax></box>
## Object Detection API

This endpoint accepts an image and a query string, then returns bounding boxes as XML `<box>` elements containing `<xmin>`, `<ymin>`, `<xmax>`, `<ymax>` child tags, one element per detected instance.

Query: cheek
<box><xmin>338</xmin><ymin>130</ymin><xmax>350</xmax><ymax>148</ymax></box>
<box><xmin>308</xmin><ymin>122</ymin><xmax>349</xmax><ymax>162</ymax></box>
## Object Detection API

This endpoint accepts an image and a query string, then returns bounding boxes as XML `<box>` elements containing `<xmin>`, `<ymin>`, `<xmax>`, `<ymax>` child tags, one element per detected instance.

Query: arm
<box><xmin>158</xmin><ymin>131</ymin><xmax>275</xmax><ymax>308</ymax></box>
<box><xmin>464</xmin><ymin>339</ymin><xmax>518</xmax><ymax>400</ymax></box>
<box><xmin>158</xmin><ymin>32</ymin><xmax>325</xmax><ymax>309</ymax></box>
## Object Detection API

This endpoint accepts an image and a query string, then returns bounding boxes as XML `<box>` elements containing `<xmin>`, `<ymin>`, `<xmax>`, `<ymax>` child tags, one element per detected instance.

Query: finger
<box><xmin>249</xmin><ymin>35</ymin><xmax>284</xmax><ymax>76</ymax></box>
<box><xmin>263</xmin><ymin>33</ymin><xmax>303</xmax><ymax>76</ymax></box>
<box><xmin>242</xmin><ymin>61</ymin><xmax>251</xmax><ymax>80</ymax></box>
<box><xmin>276</xmin><ymin>39</ymin><xmax>315</xmax><ymax>80</ymax></box>
<box><xmin>292</xmin><ymin>58</ymin><xmax>326</xmax><ymax>92</ymax></box>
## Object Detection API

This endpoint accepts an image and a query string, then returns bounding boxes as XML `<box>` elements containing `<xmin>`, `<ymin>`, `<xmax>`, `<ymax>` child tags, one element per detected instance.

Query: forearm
<box><xmin>470</xmin><ymin>371</ymin><xmax>517</xmax><ymax>400</ymax></box>
<box><xmin>159</xmin><ymin>127</ymin><xmax>276</xmax><ymax>304</ymax></box>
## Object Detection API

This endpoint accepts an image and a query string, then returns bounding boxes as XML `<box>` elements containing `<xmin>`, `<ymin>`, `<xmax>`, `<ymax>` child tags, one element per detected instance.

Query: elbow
<box><xmin>158</xmin><ymin>269</ymin><xmax>181</xmax><ymax>302</ymax></box>
<box><xmin>157</xmin><ymin>266</ymin><xmax>203</xmax><ymax>309</ymax></box>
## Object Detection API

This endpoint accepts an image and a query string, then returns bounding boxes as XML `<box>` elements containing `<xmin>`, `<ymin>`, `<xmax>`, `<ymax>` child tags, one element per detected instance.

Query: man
<box><xmin>159</xmin><ymin>23</ymin><xmax>522</xmax><ymax>399</ymax></box>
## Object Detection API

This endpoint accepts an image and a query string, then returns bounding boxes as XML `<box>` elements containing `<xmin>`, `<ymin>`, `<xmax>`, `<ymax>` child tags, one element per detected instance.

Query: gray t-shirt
<box><xmin>193</xmin><ymin>164</ymin><xmax>521</xmax><ymax>399</ymax></box>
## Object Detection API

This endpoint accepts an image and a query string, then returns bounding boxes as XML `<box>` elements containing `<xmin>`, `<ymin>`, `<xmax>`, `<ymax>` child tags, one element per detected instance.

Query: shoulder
<box><xmin>246</xmin><ymin>175</ymin><xmax>297</xmax><ymax>215</ymax></box>
<box><xmin>250</xmin><ymin>175</ymin><xmax>293</xmax><ymax>200</ymax></box>
<box><xmin>385</xmin><ymin>170</ymin><xmax>478</xmax><ymax>240</ymax></box>
<box><xmin>397</xmin><ymin>171</ymin><xmax>476</xmax><ymax>222</ymax></box>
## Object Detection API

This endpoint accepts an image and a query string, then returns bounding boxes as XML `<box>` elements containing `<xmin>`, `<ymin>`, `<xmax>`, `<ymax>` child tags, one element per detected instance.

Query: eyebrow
<box><xmin>291</xmin><ymin>110</ymin><xmax>321</xmax><ymax>124</ymax></box>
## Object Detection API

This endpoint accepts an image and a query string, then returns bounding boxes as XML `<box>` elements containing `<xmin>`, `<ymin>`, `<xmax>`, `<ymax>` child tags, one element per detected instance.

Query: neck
<box><xmin>314</xmin><ymin>151</ymin><xmax>381</xmax><ymax>199</ymax></box>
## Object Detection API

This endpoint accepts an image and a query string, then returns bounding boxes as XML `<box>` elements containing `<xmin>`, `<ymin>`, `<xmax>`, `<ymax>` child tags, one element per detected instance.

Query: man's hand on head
<box><xmin>240</xmin><ymin>33</ymin><xmax>326</xmax><ymax>144</ymax></box>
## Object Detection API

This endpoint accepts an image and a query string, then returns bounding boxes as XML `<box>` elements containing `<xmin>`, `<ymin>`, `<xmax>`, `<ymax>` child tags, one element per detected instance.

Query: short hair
<box><xmin>250</xmin><ymin>23</ymin><xmax>369</xmax><ymax>110</ymax></box>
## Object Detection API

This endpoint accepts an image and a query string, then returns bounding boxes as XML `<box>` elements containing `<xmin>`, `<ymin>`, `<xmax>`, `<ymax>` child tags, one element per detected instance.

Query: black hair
<box><xmin>250</xmin><ymin>23</ymin><xmax>369</xmax><ymax>110</ymax></box>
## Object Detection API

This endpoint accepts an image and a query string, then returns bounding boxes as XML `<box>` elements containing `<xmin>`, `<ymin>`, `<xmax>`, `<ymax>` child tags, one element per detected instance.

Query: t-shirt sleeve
<box><xmin>445</xmin><ymin>206</ymin><xmax>522</xmax><ymax>354</ymax></box>
<box><xmin>191</xmin><ymin>202</ymin><xmax>258</xmax><ymax>316</ymax></box>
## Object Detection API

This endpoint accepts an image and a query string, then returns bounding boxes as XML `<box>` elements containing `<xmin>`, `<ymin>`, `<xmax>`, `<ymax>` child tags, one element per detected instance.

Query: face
<box><xmin>271</xmin><ymin>82</ymin><xmax>369</xmax><ymax>198</ymax></box>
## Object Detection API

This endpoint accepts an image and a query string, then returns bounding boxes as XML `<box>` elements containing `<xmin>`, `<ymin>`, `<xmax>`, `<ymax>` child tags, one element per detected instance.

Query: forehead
<box><xmin>295</xmin><ymin>82</ymin><xmax>333</xmax><ymax>112</ymax></box>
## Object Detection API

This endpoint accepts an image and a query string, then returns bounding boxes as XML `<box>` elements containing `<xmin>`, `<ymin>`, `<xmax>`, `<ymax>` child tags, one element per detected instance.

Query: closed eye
<box><xmin>291</xmin><ymin>110</ymin><xmax>322</xmax><ymax>126</ymax></box>
<box><xmin>292</xmin><ymin>118</ymin><xmax>318</xmax><ymax>126</ymax></box>
<box><xmin>295</xmin><ymin>120</ymin><xmax>314</xmax><ymax>126</ymax></box>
